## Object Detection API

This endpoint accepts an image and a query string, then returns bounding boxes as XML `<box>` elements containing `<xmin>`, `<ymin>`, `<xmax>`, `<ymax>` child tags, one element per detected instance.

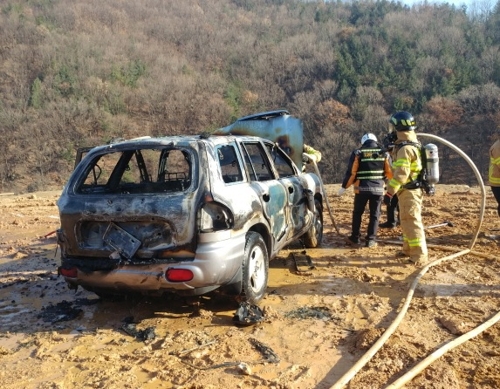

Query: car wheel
<box><xmin>239</xmin><ymin>231</ymin><xmax>269</xmax><ymax>304</ymax></box>
<box><xmin>303</xmin><ymin>199</ymin><xmax>323</xmax><ymax>248</ymax></box>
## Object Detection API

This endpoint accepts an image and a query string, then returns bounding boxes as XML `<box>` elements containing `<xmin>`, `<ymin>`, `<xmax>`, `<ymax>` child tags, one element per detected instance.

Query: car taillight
<box><xmin>197</xmin><ymin>201</ymin><xmax>233</xmax><ymax>232</ymax></box>
<box><xmin>59</xmin><ymin>267</ymin><xmax>77</xmax><ymax>278</ymax></box>
<box><xmin>166</xmin><ymin>268</ymin><xmax>193</xmax><ymax>282</ymax></box>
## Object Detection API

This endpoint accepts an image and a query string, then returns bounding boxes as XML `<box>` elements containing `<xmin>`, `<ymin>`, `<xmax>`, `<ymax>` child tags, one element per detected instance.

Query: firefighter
<box><xmin>489</xmin><ymin>137</ymin><xmax>500</xmax><ymax>217</ymax></box>
<box><xmin>302</xmin><ymin>144</ymin><xmax>322</xmax><ymax>171</ymax></box>
<box><xmin>380</xmin><ymin>137</ymin><xmax>399</xmax><ymax>228</ymax></box>
<box><xmin>379</xmin><ymin>193</ymin><xmax>399</xmax><ymax>228</ymax></box>
<box><xmin>384</xmin><ymin>111</ymin><xmax>428</xmax><ymax>265</ymax></box>
<box><xmin>338</xmin><ymin>133</ymin><xmax>393</xmax><ymax>247</ymax></box>
<box><xmin>378</xmin><ymin>133</ymin><xmax>400</xmax><ymax>228</ymax></box>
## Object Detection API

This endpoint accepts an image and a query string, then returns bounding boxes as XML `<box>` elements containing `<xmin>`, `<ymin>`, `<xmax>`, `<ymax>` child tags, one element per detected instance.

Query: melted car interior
<box><xmin>77</xmin><ymin>148</ymin><xmax>192</xmax><ymax>194</ymax></box>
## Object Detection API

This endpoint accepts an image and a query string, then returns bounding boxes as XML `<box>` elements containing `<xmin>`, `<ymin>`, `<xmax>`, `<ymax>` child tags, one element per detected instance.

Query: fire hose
<box><xmin>304</xmin><ymin>154</ymin><xmax>340</xmax><ymax>234</ymax></box>
<box><xmin>330</xmin><ymin>133</ymin><xmax>496</xmax><ymax>389</ymax></box>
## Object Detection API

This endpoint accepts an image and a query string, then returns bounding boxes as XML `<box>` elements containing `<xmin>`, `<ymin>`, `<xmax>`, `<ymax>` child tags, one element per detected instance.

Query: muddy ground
<box><xmin>0</xmin><ymin>184</ymin><xmax>499</xmax><ymax>389</ymax></box>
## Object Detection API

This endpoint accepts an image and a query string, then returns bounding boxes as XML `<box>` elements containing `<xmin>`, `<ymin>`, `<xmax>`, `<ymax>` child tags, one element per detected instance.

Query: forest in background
<box><xmin>1</xmin><ymin>0</ymin><xmax>500</xmax><ymax>192</ymax></box>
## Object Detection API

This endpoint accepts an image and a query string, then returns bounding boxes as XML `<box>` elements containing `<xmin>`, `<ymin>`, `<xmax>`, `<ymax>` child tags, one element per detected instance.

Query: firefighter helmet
<box><xmin>388</xmin><ymin>111</ymin><xmax>417</xmax><ymax>131</ymax></box>
<box><xmin>361</xmin><ymin>133</ymin><xmax>377</xmax><ymax>144</ymax></box>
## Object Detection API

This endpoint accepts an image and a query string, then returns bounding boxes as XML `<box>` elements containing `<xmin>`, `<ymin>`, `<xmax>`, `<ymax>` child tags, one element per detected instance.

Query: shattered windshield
<box><xmin>76</xmin><ymin>148</ymin><xmax>192</xmax><ymax>194</ymax></box>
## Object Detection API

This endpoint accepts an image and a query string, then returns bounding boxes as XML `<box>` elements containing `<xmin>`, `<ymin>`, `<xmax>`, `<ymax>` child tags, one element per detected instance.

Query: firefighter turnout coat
<box><xmin>386</xmin><ymin>130</ymin><xmax>428</xmax><ymax>262</ymax></box>
<box><xmin>489</xmin><ymin>139</ymin><xmax>500</xmax><ymax>187</ymax></box>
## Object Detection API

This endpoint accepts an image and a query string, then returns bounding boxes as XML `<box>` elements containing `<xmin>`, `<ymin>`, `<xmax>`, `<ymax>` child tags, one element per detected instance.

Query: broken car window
<box><xmin>77</xmin><ymin>148</ymin><xmax>192</xmax><ymax>194</ymax></box>
<box><xmin>266</xmin><ymin>144</ymin><xmax>295</xmax><ymax>178</ymax></box>
<box><xmin>217</xmin><ymin>145</ymin><xmax>243</xmax><ymax>183</ymax></box>
<box><xmin>241</xmin><ymin>142</ymin><xmax>274</xmax><ymax>182</ymax></box>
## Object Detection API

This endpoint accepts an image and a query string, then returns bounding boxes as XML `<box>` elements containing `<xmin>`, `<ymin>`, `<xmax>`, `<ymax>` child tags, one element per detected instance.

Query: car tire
<box><xmin>303</xmin><ymin>198</ymin><xmax>323</xmax><ymax>248</ymax></box>
<box><xmin>239</xmin><ymin>231</ymin><xmax>269</xmax><ymax>304</ymax></box>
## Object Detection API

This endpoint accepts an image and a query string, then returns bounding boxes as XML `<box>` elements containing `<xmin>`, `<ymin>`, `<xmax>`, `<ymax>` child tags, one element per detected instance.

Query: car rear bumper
<box><xmin>62</xmin><ymin>231</ymin><xmax>246</xmax><ymax>293</ymax></box>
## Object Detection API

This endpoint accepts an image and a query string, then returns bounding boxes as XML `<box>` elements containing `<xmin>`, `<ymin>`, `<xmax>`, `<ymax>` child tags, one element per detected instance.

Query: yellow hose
<box><xmin>329</xmin><ymin>133</ymin><xmax>492</xmax><ymax>389</ymax></box>
<box><xmin>385</xmin><ymin>309</ymin><xmax>500</xmax><ymax>388</ymax></box>
<box><xmin>330</xmin><ymin>250</ymin><xmax>470</xmax><ymax>389</ymax></box>
<box><xmin>308</xmin><ymin>156</ymin><xmax>340</xmax><ymax>234</ymax></box>
<box><xmin>417</xmin><ymin>133</ymin><xmax>486</xmax><ymax>249</ymax></box>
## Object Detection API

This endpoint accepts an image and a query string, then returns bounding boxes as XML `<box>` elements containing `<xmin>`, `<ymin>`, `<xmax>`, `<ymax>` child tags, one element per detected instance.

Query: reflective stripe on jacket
<box><xmin>387</xmin><ymin>131</ymin><xmax>422</xmax><ymax>196</ymax></box>
<box><xmin>341</xmin><ymin>140</ymin><xmax>393</xmax><ymax>195</ymax></box>
<box><xmin>356</xmin><ymin>148</ymin><xmax>386</xmax><ymax>181</ymax></box>
<box><xmin>489</xmin><ymin>139</ymin><xmax>500</xmax><ymax>187</ymax></box>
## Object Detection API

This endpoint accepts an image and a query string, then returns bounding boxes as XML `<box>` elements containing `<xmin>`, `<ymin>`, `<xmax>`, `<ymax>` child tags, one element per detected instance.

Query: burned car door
<box><xmin>265</xmin><ymin>142</ymin><xmax>308</xmax><ymax>240</ymax></box>
<box><xmin>240</xmin><ymin>141</ymin><xmax>289</xmax><ymax>244</ymax></box>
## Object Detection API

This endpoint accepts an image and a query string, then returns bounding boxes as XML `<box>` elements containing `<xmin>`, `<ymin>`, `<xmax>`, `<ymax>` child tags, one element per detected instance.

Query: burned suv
<box><xmin>57</xmin><ymin>111</ymin><xmax>323</xmax><ymax>303</ymax></box>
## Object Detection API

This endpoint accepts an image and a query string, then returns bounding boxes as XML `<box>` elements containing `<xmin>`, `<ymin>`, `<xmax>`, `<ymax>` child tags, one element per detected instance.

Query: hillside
<box><xmin>1</xmin><ymin>0</ymin><xmax>500</xmax><ymax>192</ymax></box>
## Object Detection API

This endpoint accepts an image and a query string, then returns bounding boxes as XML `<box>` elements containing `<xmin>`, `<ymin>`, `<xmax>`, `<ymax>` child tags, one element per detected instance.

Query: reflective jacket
<box><xmin>386</xmin><ymin>130</ymin><xmax>422</xmax><ymax>196</ymax></box>
<box><xmin>341</xmin><ymin>140</ymin><xmax>393</xmax><ymax>195</ymax></box>
<box><xmin>490</xmin><ymin>139</ymin><xmax>500</xmax><ymax>187</ymax></box>
<box><xmin>303</xmin><ymin>144</ymin><xmax>322</xmax><ymax>163</ymax></box>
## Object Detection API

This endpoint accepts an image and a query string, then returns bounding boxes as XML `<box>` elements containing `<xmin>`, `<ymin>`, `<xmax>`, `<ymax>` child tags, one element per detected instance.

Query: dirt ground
<box><xmin>0</xmin><ymin>184</ymin><xmax>499</xmax><ymax>389</ymax></box>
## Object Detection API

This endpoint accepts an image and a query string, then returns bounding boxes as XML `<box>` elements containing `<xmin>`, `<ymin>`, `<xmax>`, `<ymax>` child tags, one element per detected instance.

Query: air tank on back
<box><xmin>424</xmin><ymin>143</ymin><xmax>439</xmax><ymax>185</ymax></box>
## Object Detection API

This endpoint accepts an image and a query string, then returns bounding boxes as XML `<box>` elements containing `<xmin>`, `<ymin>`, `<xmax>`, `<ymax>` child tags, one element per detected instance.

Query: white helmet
<box><xmin>361</xmin><ymin>133</ymin><xmax>377</xmax><ymax>144</ymax></box>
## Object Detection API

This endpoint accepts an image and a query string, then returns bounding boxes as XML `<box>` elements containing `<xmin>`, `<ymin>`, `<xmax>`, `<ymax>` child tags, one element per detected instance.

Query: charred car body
<box><xmin>57</xmin><ymin>110</ymin><xmax>323</xmax><ymax>303</ymax></box>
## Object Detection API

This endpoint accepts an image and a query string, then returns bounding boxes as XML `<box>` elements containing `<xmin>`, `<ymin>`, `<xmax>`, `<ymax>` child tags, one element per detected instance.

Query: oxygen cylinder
<box><xmin>424</xmin><ymin>143</ymin><xmax>439</xmax><ymax>185</ymax></box>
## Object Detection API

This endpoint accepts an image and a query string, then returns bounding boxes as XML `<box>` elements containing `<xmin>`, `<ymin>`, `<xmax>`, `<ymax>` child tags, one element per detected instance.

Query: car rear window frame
<box><xmin>74</xmin><ymin>146</ymin><xmax>194</xmax><ymax>195</ymax></box>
